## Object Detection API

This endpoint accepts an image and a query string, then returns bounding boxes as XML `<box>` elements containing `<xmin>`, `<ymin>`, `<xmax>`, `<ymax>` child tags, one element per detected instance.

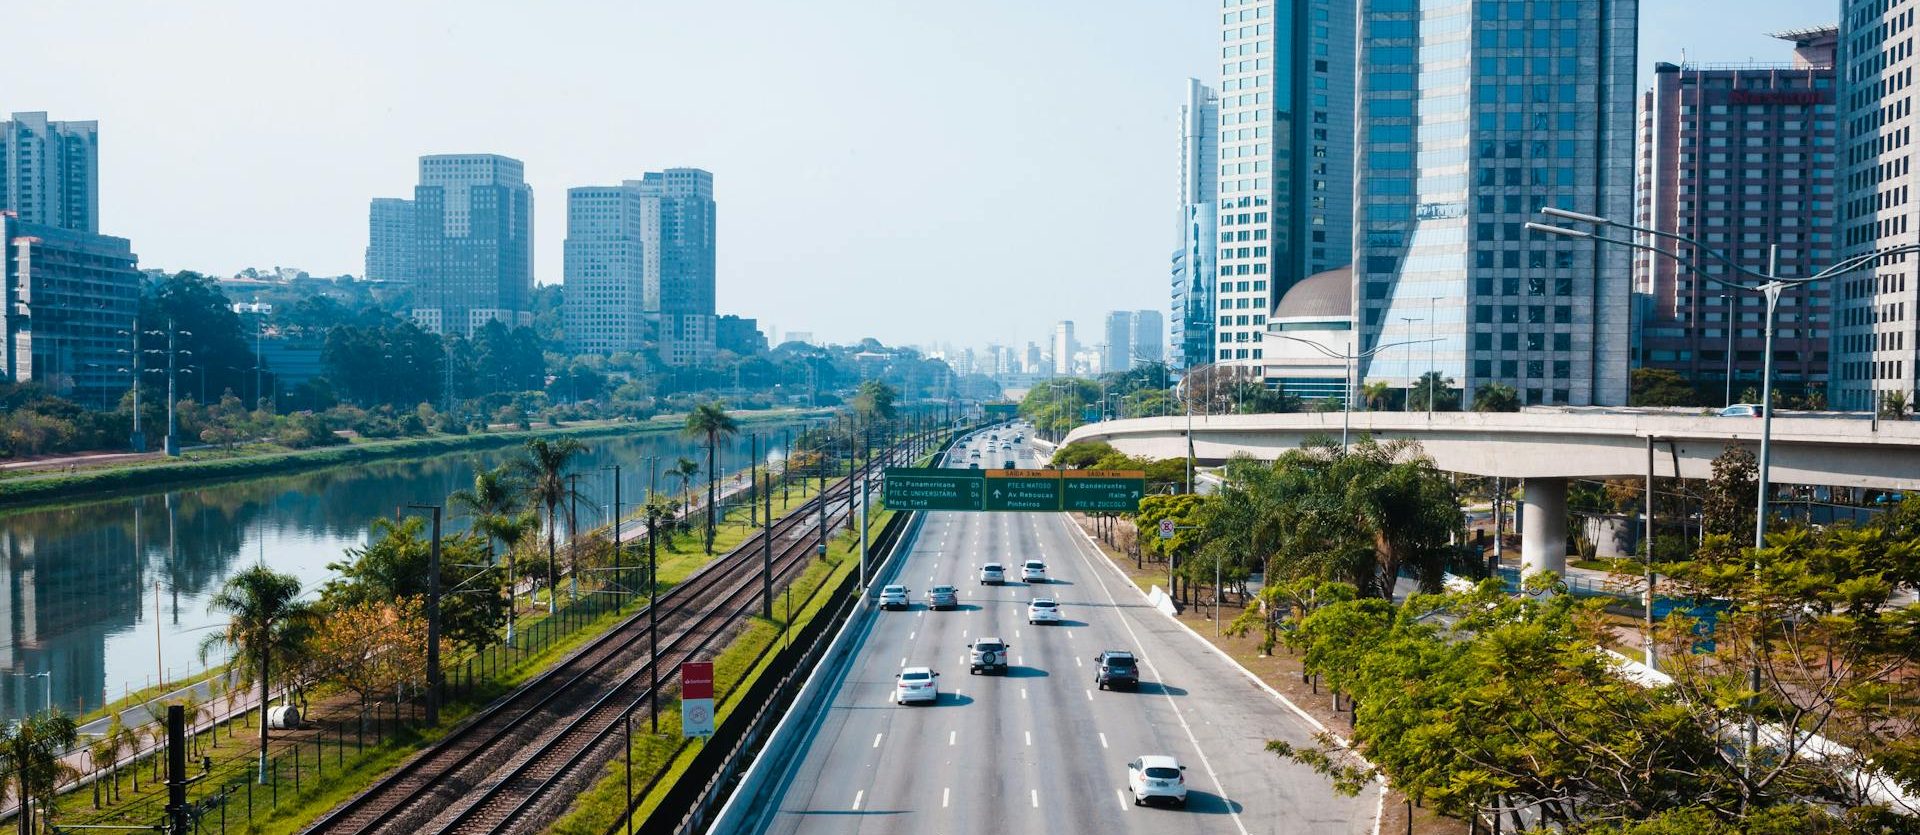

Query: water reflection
<box><xmin>0</xmin><ymin>420</ymin><xmax>809</xmax><ymax>720</ymax></box>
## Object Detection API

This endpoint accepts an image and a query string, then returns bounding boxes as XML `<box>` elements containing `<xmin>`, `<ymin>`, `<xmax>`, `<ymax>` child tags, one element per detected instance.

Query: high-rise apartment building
<box><xmin>1635</xmin><ymin>30</ymin><xmax>1838</xmax><ymax>403</ymax></box>
<box><xmin>1353</xmin><ymin>0</ymin><xmax>1637</xmax><ymax>406</ymax></box>
<box><xmin>1103</xmin><ymin>310</ymin><xmax>1133</xmax><ymax>374</ymax></box>
<box><xmin>1</xmin><ymin>213</ymin><xmax>140</xmax><ymax>407</ymax></box>
<box><xmin>411</xmin><ymin>154</ymin><xmax>534</xmax><ymax>337</ymax></box>
<box><xmin>1213</xmin><ymin>0</ymin><xmax>1356</xmax><ymax>373</ymax></box>
<box><xmin>1052</xmin><ymin>321</ymin><xmax>1076</xmax><ymax>375</ymax></box>
<box><xmin>1172</xmin><ymin>80</ymin><xmax>1220</xmax><ymax>372</ymax></box>
<box><xmin>563</xmin><ymin>185</ymin><xmax>648</xmax><ymax>354</ymax></box>
<box><xmin>1131</xmin><ymin>309</ymin><xmax>1165</xmax><ymax>366</ymax></box>
<box><xmin>1</xmin><ymin>113</ymin><xmax>99</xmax><ymax>234</ymax></box>
<box><xmin>1837</xmin><ymin>4</ymin><xmax>1919</xmax><ymax>411</ymax></box>
<box><xmin>365</xmin><ymin>198</ymin><xmax>416</xmax><ymax>284</ymax></box>
<box><xmin>636</xmin><ymin>168</ymin><xmax>717</xmax><ymax>367</ymax></box>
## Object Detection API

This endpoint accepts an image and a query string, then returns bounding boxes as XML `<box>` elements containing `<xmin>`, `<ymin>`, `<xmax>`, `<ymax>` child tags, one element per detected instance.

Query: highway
<box><xmin>750</xmin><ymin>428</ymin><xmax>1375</xmax><ymax>835</ymax></box>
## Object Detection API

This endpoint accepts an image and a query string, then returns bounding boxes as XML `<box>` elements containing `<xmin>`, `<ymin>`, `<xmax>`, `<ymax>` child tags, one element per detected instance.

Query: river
<box><xmin>0</xmin><ymin>418</ymin><xmax>815</xmax><ymax>721</ymax></box>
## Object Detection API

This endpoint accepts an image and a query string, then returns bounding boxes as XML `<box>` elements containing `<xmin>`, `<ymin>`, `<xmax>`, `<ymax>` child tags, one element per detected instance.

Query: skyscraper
<box><xmin>1103</xmin><ymin>310</ymin><xmax>1133</xmax><ymax>375</ymax></box>
<box><xmin>1131</xmin><ymin>309</ymin><xmax>1165</xmax><ymax>366</ymax></box>
<box><xmin>634</xmin><ymin>168</ymin><xmax>717</xmax><ymax>367</ymax></box>
<box><xmin>1</xmin><ymin>113</ymin><xmax>99</xmax><ymax>233</ymax></box>
<box><xmin>411</xmin><ymin>154</ymin><xmax>534</xmax><ymax>337</ymax></box>
<box><xmin>1213</xmin><ymin>0</ymin><xmax>1356</xmax><ymax>373</ymax></box>
<box><xmin>1837</xmin><ymin>4</ymin><xmax>1917</xmax><ymax>411</ymax></box>
<box><xmin>1353</xmin><ymin>0</ymin><xmax>1637</xmax><ymax>407</ymax></box>
<box><xmin>1172</xmin><ymin>79</ymin><xmax>1220</xmax><ymax>372</ymax></box>
<box><xmin>1</xmin><ymin>214</ymin><xmax>139</xmax><ymax>407</ymax></box>
<box><xmin>365</xmin><ymin>197</ymin><xmax>416</xmax><ymax>284</ymax></box>
<box><xmin>1052</xmin><ymin>321</ymin><xmax>1076</xmax><ymax>375</ymax></box>
<box><xmin>563</xmin><ymin>184</ymin><xmax>648</xmax><ymax>354</ymax></box>
<box><xmin>1635</xmin><ymin>30</ymin><xmax>1837</xmax><ymax>405</ymax></box>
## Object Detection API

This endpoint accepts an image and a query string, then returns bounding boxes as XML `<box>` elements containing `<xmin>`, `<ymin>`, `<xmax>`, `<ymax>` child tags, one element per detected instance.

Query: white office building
<box><xmin>564</xmin><ymin>185</ymin><xmax>649</xmax><ymax>354</ymax></box>
<box><xmin>365</xmin><ymin>197</ymin><xmax>415</xmax><ymax>284</ymax></box>
<box><xmin>1</xmin><ymin>112</ymin><xmax>98</xmax><ymax>234</ymax></box>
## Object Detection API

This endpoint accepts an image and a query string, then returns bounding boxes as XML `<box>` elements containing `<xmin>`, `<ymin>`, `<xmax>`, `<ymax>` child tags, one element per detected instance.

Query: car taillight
<box><xmin>1178</xmin><ymin>773</ymin><xmax>1185</xmax><ymax>784</ymax></box>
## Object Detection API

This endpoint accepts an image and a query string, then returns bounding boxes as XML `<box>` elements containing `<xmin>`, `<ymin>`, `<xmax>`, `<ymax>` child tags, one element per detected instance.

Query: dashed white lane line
<box><xmin>898</xmin><ymin>657</ymin><xmax>906</xmax><ymax>668</ymax></box>
<box><xmin>1014</xmin><ymin>629</ymin><xmax>1021</xmax><ymax>638</ymax></box>
<box><xmin>1021</xmin><ymin>687</ymin><xmax>1028</xmax><ymax>700</ymax></box>
<box><xmin>943</xmin><ymin>787</ymin><xmax>951</xmax><ymax>808</ymax></box>
<box><xmin>1016</xmin><ymin>656</ymin><xmax>1024</xmax><ymax>665</ymax></box>
<box><xmin>1086</xmin><ymin>689</ymin><xmax>1094</xmax><ymax>701</ymax></box>
<box><xmin>962</xmin><ymin>629</ymin><xmax>968</xmax><ymax>638</ymax></box>
<box><xmin>1075</xmin><ymin>656</ymin><xmax>1083</xmax><ymax>667</ymax></box>
<box><xmin>1099</xmin><ymin>732</ymin><xmax>1109</xmax><ymax>749</ymax></box>
<box><xmin>909</xmin><ymin>631</ymin><xmax>916</xmax><ymax>640</ymax></box>
<box><xmin>872</xmin><ymin>733</ymin><xmax>883</xmax><ymax>749</ymax></box>
<box><xmin>1031</xmin><ymin>789</ymin><xmax>1039</xmax><ymax>808</ymax></box>
<box><xmin>1025</xmin><ymin>730</ymin><xmax>1031</xmax><ymax>746</ymax></box>
<box><xmin>852</xmin><ymin>790</ymin><xmax>864</xmax><ymax>811</ymax></box>
<box><xmin>1117</xmin><ymin>789</ymin><xmax>1128</xmax><ymax>810</ymax></box>
<box><xmin>948</xmin><ymin>730</ymin><xmax>956</xmax><ymax>746</ymax></box>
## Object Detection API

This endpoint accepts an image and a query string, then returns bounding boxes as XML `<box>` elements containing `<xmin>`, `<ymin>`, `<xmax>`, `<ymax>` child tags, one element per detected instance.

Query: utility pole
<box><xmin>150</xmin><ymin>320</ymin><xmax>193</xmax><ymax>456</ymax></box>
<box><xmin>403</xmin><ymin>504</ymin><xmax>443</xmax><ymax>726</ymax></box>
<box><xmin>817</xmin><ymin>430</ymin><xmax>829</xmax><ymax>556</ymax></box>
<box><xmin>605</xmin><ymin>464</ymin><xmax>623</xmax><ymax>605</ymax></box>
<box><xmin>646</xmin><ymin>507</ymin><xmax>660</xmax><ymax>733</ymax></box>
<box><xmin>762</xmin><ymin>467</ymin><xmax>774</xmax><ymax>619</ymax></box>
<box><xmin>782</xmin><ymin>427</ymin><xmax>792</xmax><ymax>503</ymax></box>
<box><xmin>858</xmin><ymin>478</ymin><xmax>870</xmax><ymax>591</ymax></box>
<box><xmin>567</xmin><ymin>473</ymin><xmax>582</xmax><ymax>600</ymax></box>
<box><xmin>166</xmin><ymin>704</ymin><xmax>187</xmax><ymax>835</ymax></box>
<box><xmin>750</xmin><ymin>434</ymin><xmax>759</xmax><ymax>527</ymax></box>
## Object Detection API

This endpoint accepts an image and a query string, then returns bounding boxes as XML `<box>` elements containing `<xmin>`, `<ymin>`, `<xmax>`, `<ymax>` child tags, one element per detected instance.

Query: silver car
<box><xmin>925</xmin><ymin>584</ymin><xmax>959</xmax><ymax>610</ymax></box>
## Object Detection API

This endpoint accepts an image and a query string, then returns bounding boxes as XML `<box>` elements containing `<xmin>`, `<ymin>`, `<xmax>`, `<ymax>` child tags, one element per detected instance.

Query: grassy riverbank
<box><xmin>0</xmin><ymin>409</ymin><xmax>819</xmax><ymax>510</ymax></box>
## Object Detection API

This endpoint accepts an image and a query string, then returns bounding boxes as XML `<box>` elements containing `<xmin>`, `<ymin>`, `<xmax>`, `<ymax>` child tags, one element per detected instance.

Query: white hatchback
<box><xmin>894</xmin><ymin>667</ymin><xmax>939</xmax><ymax>705</ymax></box>
<box><xmin>1027</xmin><ymin>598</ymin><xmax>1061</xmax><ymax>625</ymax></box>
<box><xmin>980</xmin><ymin>563</ymin><xmax>1006</xmax><ymax>585</ymax></box>
<box><xmin>1021</xmin><ymin>559</ymin><xmax>1047</xmax><ymax>583</ymax></box>
<box><xmin>1126</xmin><ymin>755</ymin><xmax>1188</xmax><ymax>807</ymax></box>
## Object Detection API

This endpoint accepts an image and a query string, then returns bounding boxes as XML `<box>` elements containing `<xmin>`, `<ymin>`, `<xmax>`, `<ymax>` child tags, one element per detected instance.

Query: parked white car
<box><xmin>894</xmin><ymin>667</ymin><xmax>939</xmax><ymax>705</ymax></box>
<box><xmin>1126</xmin><ymin>755</ymin><xmax>1188</xmax><ymax>807</ymax></box>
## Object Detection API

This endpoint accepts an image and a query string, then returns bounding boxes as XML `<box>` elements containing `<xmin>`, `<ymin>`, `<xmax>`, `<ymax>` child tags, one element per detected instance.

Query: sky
<box><xmin>3</xmin><ymin>0</ymin><xmax>1830</xmax><ymax>350</ymax></box>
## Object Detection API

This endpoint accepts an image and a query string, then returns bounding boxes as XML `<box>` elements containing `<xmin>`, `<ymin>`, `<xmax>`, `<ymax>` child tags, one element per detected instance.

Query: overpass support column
<box><xmin>1520</xmin><ymin>477</ymin><xmax>1568</xmax><ymax>579</ymax></box>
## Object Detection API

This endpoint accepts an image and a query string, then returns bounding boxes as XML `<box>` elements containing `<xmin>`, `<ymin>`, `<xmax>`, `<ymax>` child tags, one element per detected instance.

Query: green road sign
<box><xmin>884</xmin><ymin>468</ymin><xmax>985</xmax><ymax>511</ymax></box>
<box><xmin>1061</xmin><ymin>469</ymin><xmax>1147</xmax><ymax>513</ymax></box>
<box><xmin>984</xmin><ymin>469</ymin><xmax>1062</xmax><ymax>512</ymax></box>
<box><xmin>983</xmin><ymin>403</ymin><xmax>1018</xmax><ymax>418</ymax></box>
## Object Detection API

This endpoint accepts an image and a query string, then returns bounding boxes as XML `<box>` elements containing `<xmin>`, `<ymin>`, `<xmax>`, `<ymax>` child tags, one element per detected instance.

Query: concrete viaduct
<box><xmin>1060</xmin><ymin>410</ymin><xmax>1920</xmax><ymax>577</ymax></box>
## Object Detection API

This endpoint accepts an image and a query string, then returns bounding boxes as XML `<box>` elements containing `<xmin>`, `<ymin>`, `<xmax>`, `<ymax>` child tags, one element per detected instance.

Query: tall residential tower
<box><xmin>365</xmin><ymin>197</ymin><xmax>416</xmax><ymax>284</ymax></box>
<box><xmin>410</xmin><ymin>154</ymin><xmax>534</xmax><ymax>337</ymax></box>
<box><xmin>563</xmin><ymin>185</ymin><xmax>648</xmax><ymax>354</ymax></box>
<box><xmin>1836</xmin><ymin>3</ymin><xmax>1919</xmax><ymax>411</ymax></box>
<box><xmin>1</xmin><ymin>113</ymin><xmax>98</xmax><ymax>234</ymax></box>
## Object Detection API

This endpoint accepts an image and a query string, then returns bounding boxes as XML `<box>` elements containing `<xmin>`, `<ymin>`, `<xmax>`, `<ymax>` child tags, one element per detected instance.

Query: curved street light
<box><xmin>1269</xmin><ymin>333</ymin><xmax>1437</xmax><ymax>452</ymax></box>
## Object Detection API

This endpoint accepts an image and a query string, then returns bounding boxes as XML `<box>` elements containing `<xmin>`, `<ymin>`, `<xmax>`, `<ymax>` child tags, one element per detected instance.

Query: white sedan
<box><xmin>1127</xmin><ymin>755</ymin><xmax>1189</xmax><ymax>807</ymax></box>
<box><xmin>894</xmin><ymin>666</ymin><xmax>939</xmax><ymax>705</ymax></box>
<box><xmin>1027</xmin><ymin>598</ymin><xmax>1061</xmax><ymax>625</ymax></box>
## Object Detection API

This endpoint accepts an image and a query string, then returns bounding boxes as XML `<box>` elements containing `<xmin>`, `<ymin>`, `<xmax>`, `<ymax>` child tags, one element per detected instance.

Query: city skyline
<box><xmin>0</xmin><ymin>1</ymin><xmax>1821</xmax><ymax>347</ymax></box>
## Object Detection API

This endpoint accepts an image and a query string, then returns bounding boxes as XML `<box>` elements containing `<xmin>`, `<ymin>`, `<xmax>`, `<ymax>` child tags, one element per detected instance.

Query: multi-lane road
<box><xmin>749</xmin><ymin>428</ymin><xmax>1376</xmax><ymax>834</ymax></box>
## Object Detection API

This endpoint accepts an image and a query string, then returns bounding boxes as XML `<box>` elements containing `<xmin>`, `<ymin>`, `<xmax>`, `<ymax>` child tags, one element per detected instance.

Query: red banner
<box><xmin>681</xmin><ymin>661</ymin><xmax>714</xmax><ymax>700</ymax></box>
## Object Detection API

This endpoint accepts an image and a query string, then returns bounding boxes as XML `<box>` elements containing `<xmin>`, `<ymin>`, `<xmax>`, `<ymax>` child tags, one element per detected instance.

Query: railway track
<box><xmin>303</xmin><ymin>439</ymin><xmax>921</xmax><ymax>835</ymax></box>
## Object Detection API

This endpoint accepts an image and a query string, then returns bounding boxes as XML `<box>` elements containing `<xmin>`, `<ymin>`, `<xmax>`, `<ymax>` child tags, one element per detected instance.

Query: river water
<box><xmin>0</xmin><ymin>418</ymin><xmax>814</xmax><ymax>721</ymax></box>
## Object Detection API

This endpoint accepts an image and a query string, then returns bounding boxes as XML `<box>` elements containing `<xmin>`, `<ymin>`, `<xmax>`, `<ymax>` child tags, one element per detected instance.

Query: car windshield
<box><xmin>984</xmin><ymin>564</ymin><xmax>1002</xmax><ymax>570</ymax></box>
<box><xmin>1025</xmin><ymin>561</ymin><xmax>1044</xmax><ymax>569</ymax></box>
<box><xmin>901</xmin><ymin>671</ymin><xmax>930</xmax><ymax>681</ymax></box>
<box><xmin>1144</xmin><ymin>766</ymin><xmax>1181</xmax><ymax>779</ymax></box>
<box><xmin>1032</xmin><ymin>601</ymin><xmax>1056</xmax><ymax>608</ymax></box>
<box><xmin>933</xmin><ymin>586</ymin><xmax>954</xmax><ymax>594</ymax></box>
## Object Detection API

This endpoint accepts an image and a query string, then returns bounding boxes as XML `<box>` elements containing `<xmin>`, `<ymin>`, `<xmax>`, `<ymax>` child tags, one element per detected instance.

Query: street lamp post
<box><xmin>1427</xmin><ymin>296</ymin><xmax>1439</xmax><ymax>418</ymax></box>
<box><xmin>1529</xmin><ymin>207</ymin><xmax>1920</xmax><ymax>765</ymax></box>
<box><xmin>120</xmin><ymin>317</ymin><xmax>146</xmax><ymax>452</ymax></box>
<box><xmin>145</xmin><ymin>321</ymin><xmax>193</xmax><ymax>456</ymax></box>
<box><xmin>1269</xmin><ymin>334</ymin><xmax>1438</xmax><ymax>453</ymax></box>
<box><xmin>1398</xmin><ymin>316</ymin><xmax>1420</xmax><ymax>411</ymax></box>
<box><xmin>1721</xmin><ymin>293</ymin><xmax>1737</xmax><ymax>407</ymax></box>
<box><xmin>603</xmin><ymin>464</ymin><xmax>623</xmax><ymax>606</ymax></box>
<box><xmin>11</xmin><ymin>671</ymin><xmax>51</xmax><ymax>714</ymax></box>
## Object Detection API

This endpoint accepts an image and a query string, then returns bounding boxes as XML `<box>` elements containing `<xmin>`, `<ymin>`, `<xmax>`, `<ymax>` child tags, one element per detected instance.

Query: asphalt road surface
<box><xmin>751</xmin><ymin>429</ymin><xmax>1376</xmax><ymax>835</ymax></box>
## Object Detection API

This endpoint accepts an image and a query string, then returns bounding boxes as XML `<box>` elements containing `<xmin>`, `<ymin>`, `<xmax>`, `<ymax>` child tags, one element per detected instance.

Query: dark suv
<box><xmin>1093</xmin><ymin>651</ymin><xmax>1139</xmax><ymax>691</ymax></box>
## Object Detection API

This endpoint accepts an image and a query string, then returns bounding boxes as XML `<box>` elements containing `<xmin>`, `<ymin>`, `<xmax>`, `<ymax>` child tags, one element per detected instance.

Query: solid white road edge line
<box><xmin>1061</xmin><ymin>512</ymin><xmax>1389</xmax><ymax>835</ymax></box>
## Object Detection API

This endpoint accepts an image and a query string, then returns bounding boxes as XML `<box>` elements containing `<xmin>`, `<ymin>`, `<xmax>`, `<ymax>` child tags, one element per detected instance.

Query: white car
<box><xmin>1126</xmin><ymin>755</ymin><xmax>1189</xmax><ymax>807</ymax></box>
<box><xmin>980</xmin><ymin>562</ymin><xmax>1006</xmax><ymax>585</ymax></box>
<box><xmin>1027</xmin><ymin>598</ymin><xmax>1061</xmax><ymax>625</ymax></box>
<box><xmin>894</xmin><ymin>666</ymin><xmax>939</xmax><ymax>705</ymax></box>
<box><xmin>1021</xmin><ymin>560</ymin><xmax>1047</xmax><ymax>583</ymax></box>
<box><xmin>879</xmin><ymin>585</ymin><xmax>910</xmax><ymax>611</ymax></box>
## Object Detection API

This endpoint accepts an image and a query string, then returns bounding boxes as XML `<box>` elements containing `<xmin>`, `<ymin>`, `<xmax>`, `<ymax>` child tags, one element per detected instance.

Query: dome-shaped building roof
<box><xmin>1272</xmin><ymin>267</ymin><xmax>1353</xmax><ymax>320</ymax></box>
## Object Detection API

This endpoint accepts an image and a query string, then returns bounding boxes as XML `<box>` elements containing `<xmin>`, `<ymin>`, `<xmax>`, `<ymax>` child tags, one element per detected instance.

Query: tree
<box><xmin>852</xmin><ymin>380</ymin><xmax>899</xmax><ymax>424</ymax></box>
<box><xmin>1361</xmin><ymin>381</ymin><xmax>1394</xmax><ymax>411</ymax></box>
<box><xmin>323</xmin><ymin>516</ymin><xmax>506</xmax><ymax>650</ymax></box>
<box><xmin>1632</xmin><ymin>367</ymin><xmax>1700</xmax><ymax>407</ymax></box>
<box><xmin>1406</xmin><ymin>372</ymin><xmax>1460</xmax><ymax>412</ymax></box>
<box><xmin>0</xmin><ymin>712</ymin><xmax>79</xmax><ymax>835</ymax></box>
<box><xmin>1471</xmin><ymin>381</ymin><xmax>1520</xmax><ymax>412</ymax></box>
<box><xmin>1051</xmin><ymin>440</ymin><xmax>1117</xmax><ymax>469</ymax></box>
<box><xmin>200</xmin><ymin>565</ymin><xmax>314</xmax><ymax>784</ymax></box>
<box><xmin>1881</xmin><ymin>390</ymin><xmax>1911</xmax><ymax>420</ymax></box>
<box><xmin>671</xmin><ymin>457</ymin><xmax>701</xmax><ymax>524</ymax></box>
<box><xmin>684</xmin><ymin>402</ymin><xmax>740</xmax><ymax>554</ymax></box>
<box><xmin>90</xmin><ymin>716</ymin><xmax>126</xmax><ymax>804</ymax></box>
<box><xmin>517</xmin><ymin>436</ymin><xmax>587</xmax><ymax>612</ymax></box>
<box><xmin>142</xmin><ymin>271</ymin><xmax>255</xmax><ymax>405</ymax></box>
<box><xmin>473</xmin><ymin>510</ymin><xmax>537</xmax><ymax>639</ymax></box>
<box><xmin>449</xmin><ymin>463</ymin><xmax>523</xmax><ymax>562</ymax></box>
<box><xmin>308</xmin><ymin>598</ymin><xmax>428</xmax><ymax>719</ymax></box>
<box><xmin>1701</xmin><ymin>443</ymin><xmax>1757</xmax><ymax>540</ymax></box>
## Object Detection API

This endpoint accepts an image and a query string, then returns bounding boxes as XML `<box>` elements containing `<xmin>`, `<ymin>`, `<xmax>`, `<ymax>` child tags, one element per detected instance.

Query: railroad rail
<box><xmin>302</xmin><ymin>435</ymin><xmax>927</xmax><ymax>835</ymax></box>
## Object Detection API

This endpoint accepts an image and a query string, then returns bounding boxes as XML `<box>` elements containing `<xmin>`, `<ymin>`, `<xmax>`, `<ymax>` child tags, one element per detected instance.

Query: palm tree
<box><xmin>671</xmin><ymin>457</ymin><xmax>700</xmax><ymax>535</ymax></box>
<box><xmin>684</xmin><ymin>402</ymin><xmax>740</xmax><ymax>554</ymax></box>
<box><xmin>1361</xmin><ymin>381</ymin><xmax>1393</xmax><ymax>412</ymax></box>
<box><xmin>177</xmin><ymin>690</ymin><xmax>204</xmax><ymax>757</ymax></box>
<box><xmin>450</xmin><ymin>463</ymin><xmax>523</xmax><ymax>563</ymax></box>
<box><xmin>201</xmin><ymin>565</ymin><xmax>314</xmax><ymax>784</ymax></box>
<box><xmin>476</xmin><ymin>509</ymin><xmax>539</xmax><ymax>641</ymax></box>
<box><xmin>0</xmin><ymin>711</ymin><xmax>79</xmax><ymax>835</ymax></box>
<box><xmin>111</xmin><ymin>718</ymin><xmax>140</xmax><ymax>793</ymax></box>
<box><xmin>517</xmin><ymin>437</ymin><xmax>587</xmax><ymax>613</ymax></box>
<box><xmin>90</xmin><ymin>716</ymin><xmax>125</xmax><ymax>806</ymax></box>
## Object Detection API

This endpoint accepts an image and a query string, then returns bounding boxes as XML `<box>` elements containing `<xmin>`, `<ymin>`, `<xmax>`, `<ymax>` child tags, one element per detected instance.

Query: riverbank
<box><xmin>0</xmin><ymin>409</ymin><xmax>823</xmax><ymax>511</ymax></box>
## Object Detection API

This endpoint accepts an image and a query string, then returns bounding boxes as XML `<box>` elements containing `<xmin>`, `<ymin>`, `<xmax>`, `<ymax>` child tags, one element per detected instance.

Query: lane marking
<box><xmin>1017</xmin><ymin>656</ymin><xmax>1024</xmax><ymax>665</ymax></box>
<box><xmin>909</xmin><ymin>631</ymin><xmax>916</xmax><ymax>640</ymax></box>
<box><xmin>899</xmin><ymin>657</ymin><xmax>906</xmax><ymax>668</ymax></box>
<box><xmin>962</xmin><ymin>629</ymin><xmax>968</xmax><ymax>638</ymax></box>
<box><xmin>1075</xmin><ymin>656</ymin><xmax>1083</xmax><ymax>667</ymax></box>
<box><xmin>852</xmin><ymin>790</ymin><xmax>864</xmax><ymax>811</ymax></box>
<box><xmin>1059</xmin><ymin>515</ymin><xmax>1252</xmax><ymax>835</ymax></box>
<box><xmin>1031</xmin><ymin>789</ymin><xmax>1039</xmax><ymax>808</ymax></box>
<box><xmin>1014</xmin><ymin>629</ymin><xmax>1021</xmax><ymax>638</ymax></box>
<box><xmin>943</xmin><ymin>787</ymin><xmax>950</xmax><ymax>808</ymax></box>
<box><xmin>872</xmin><ymin>733</ymin><xmax>883</xmax><ymax>749</ymax></box>
<box><xmin>1118</xmin><ymin>788</ymin><xmax>1128</xmax><ymax>810</ymax></box>
<box><xmin>1085</xmin><ymin>689</ymin><xmax>1094</xmax><ymax>701</ymax></box>
<box><xmin>1099</xmin><ymin>732</ymin><xmax>1109</xmax><ymax>749</ymax></box>
<box><xmin>1025</xmin><ymin>730</ymin><xmax>1031</xmax><ymax>746</ymax></box>
<box><xmin>949</xmin><ymin>730</ymin><xmax>956</xmax><ymax>746</ymax></box>
<box><xmin>1021</xmin><ymin>687</ymin><xmax>1027</xmax><ymax>700</ymax></box>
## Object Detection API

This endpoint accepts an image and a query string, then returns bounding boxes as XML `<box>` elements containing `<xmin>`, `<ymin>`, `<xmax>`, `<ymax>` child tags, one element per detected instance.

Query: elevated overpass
<box><xmin>1062</xmin><ymin>410</ymin><xmax>1920</xmax><ymax>576</ymax></box>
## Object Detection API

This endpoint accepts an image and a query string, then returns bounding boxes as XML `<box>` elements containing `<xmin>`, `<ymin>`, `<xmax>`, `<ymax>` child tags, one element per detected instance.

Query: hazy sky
<box><xmin>4</xmin><ymin>0</ymin><xmax>1828</xmax><ymax>349</ymax></box>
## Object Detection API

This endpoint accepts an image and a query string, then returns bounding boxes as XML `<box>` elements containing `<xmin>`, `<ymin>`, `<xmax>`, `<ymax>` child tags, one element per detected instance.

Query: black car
<box><xmin>1093</xmin><ymin>651</ymin><xmax>1139</xmax><ymax>690</ymax></box>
